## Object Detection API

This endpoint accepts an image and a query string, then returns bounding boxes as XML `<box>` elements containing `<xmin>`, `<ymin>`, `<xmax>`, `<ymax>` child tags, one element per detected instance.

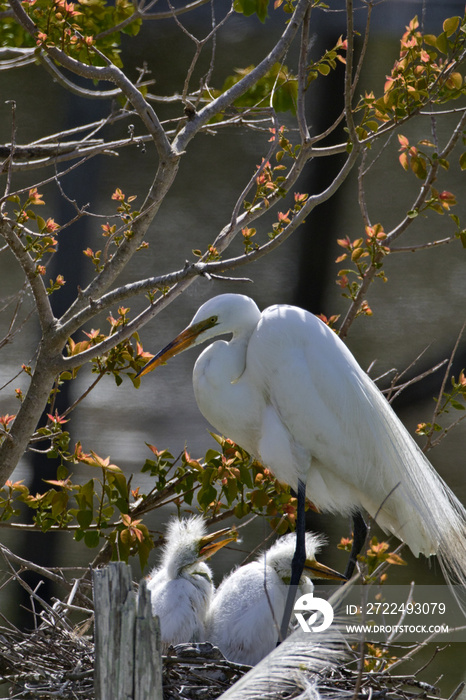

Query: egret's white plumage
<box><xmin>147</xmin><ymin>516</ymin><xmax>235</xmax><ymax>651</ymax></box>
<box><xmin>206</xmin><ymin>532</ymin><xmax>343</xmax><ymax>666</ymax></box>
<box><xmin>139</xmin><ymin>294</ymin><xmax>466</xmax><ymax>590</ymax></box>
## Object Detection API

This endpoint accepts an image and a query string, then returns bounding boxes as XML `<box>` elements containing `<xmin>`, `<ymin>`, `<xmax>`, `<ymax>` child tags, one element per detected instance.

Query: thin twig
<box><xmin>424</xmin><ymin>320</ymin><xmax>466</xmax><ymax>451</ymax></box>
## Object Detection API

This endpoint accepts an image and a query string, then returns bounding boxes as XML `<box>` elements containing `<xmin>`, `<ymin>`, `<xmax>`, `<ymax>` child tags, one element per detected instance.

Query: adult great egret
<box><xmin>138</xmin><ymin>294</ymin><xmax>466</xmax><ymax>625</ymax></box>
<box><xmin>147</xmin><ymin>516</ymin><xmax>236</xmax><ymax>651</ymax></box>
<box><xmin>206</xmin><ymin>532</ymin><xmax>345</xmax><ymax>666</ymax></box>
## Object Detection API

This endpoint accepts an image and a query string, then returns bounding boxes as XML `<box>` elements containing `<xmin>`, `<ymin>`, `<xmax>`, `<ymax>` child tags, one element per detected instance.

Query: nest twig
<box><xmin>163</xmin><ymin>643</ymin><xmax>251</xmax><ymax>700</ymax></box>
<box><xmin>0</xmin><ymin>551</ymin><xmax>463</xmax><ymax>700</ymax></box>
<box><xmin>0</xmin><ymin>619</ymin><xmax>94</xmax><ymax>698</ymax></box>
<box><xmin>0</xmin><ymin>619</ymin><xmax>462</xmax><ymax>700</ymax></box>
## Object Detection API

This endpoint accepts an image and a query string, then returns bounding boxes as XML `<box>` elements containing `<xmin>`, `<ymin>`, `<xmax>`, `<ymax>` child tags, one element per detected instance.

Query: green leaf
<box><xmin>364</xmin><ymin>121</ymin><xmax>379</xmax><ymax>132</ymax></box>
<box><xmin>220</xmin><ymin>63</ymin><xmax>298</xmax><ymax>115</ymax></box>
<box><xmin>56</xmin><ymin>464</ymin><xmax>69</xmax><ymax>480</ymax></box>
<box><xmin>423</xmin><ymin>34</ymin><xmax>438</xmax><ymax>47</ymax></box>
<box><xmin>224</xmin><ymin>478</ymin><xmax>239</xmax><ymax>505</ymax></box>
<box><xmin>458</xmin><ymin>231</ymin><xmax>466</xmax><ymax>248</ymax></box>
<box><xmin>51</xmin><ymin>491</ymin><xmax>68</xmax><ymax>518</ymax></box>
<box><xmin>249</xmin><ymin>488</ymin><xmax>269</xmax><ymax>508</ymax></box>
<box><xmin>239</xmin><ymin>464</ymin><xmax>254</xmax><ymax>489</ymax></box>
<box><xmin>234</xmin><ymin>502</ymin><xmax>250</xmax><ymax>518</ymax></box>
<box><xmin>197</xmin><ymin>484</ymin><xmax>217</xmax><ymax>509</ymax></box>
<box><xmin>141</xmin><ymin>458</ymin><xmax>156</xmax><ymax>474</ymax></box>
<box><xmin>317</xmin><ymin>63</ymin><xmax>331</xmax><ymax>76</ymax></box>
<box><xmin>443</xmin><ymin>16</ymin><xmax>460</xmax><ymax>37</ymax></box>
<box><xmin>84</xmin><ymin>530</ymin><xmax>100</xmax><ymax>548</ymax></box>
<box><xmin>77</xmin><ymin>509</ymin><xmax>93</xmax><ymax>529</ymax></box>
<box><xmin>110</xmin><ymin>471</ymin><xmax>129</xmax><ymax>500</ymax></box>
<box><xmin>115</xmin><ymin>497</ymin><xmax>129</xmax><ymax>514</ymax></box>
<box><xmin>138</xmin><ymin>538</ymin><xmax>153</xmax><ymax>571</ymax></box>
<box><xmin>234</xmin><ymin>0</ymin><xmax>269</xmax><ymax>22</ymax></box>
<box><xmin>205</xmin><ymin>448</ymin><xmax>221</xmax><ymax>462</ymax></box>
<box><xmin>76</xmin><ymin>479</ymin><xmax>95</xmax><ymax>509</ymax></box>
<box><xmin>459</xmin><ymin>152</ymin><xmax>466</xmax><ymax>171</ymax></box>
<box><xmin>435</xmin><ymin>32</ymin><xmax>450</xmax><ymax>54</ymax></box>
<box><xmin>272</xmin><ymin>78</ymin><xmax>298</xmax><ymax>114</ymax></box>
<box><xmin>201</xmin><ymin>467</ymin><xmax>216</xmax><ymax>487</ymax></box>
<box><xmin>184</xmin><ymin>489</ymin><xmax>194</xmax><ymax>506</ymax></box>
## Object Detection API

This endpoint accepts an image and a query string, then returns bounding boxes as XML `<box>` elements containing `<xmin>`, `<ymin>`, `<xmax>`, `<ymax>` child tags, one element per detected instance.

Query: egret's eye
<box><xmin>209</xmin><ymin>316</ymin><xmax>218</xmax><ymax>325</ymax></box>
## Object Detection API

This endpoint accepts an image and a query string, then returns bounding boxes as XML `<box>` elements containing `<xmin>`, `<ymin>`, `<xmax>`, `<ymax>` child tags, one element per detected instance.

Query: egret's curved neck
<box><xmin>195</xmin><ymin>331</ymin><xmax>250</xmax><ymax>387</ymax></box>
<box><xmin>192</xmin><ymin>315</ymin><xmax>260</xmax><ymax>455</ymax></box>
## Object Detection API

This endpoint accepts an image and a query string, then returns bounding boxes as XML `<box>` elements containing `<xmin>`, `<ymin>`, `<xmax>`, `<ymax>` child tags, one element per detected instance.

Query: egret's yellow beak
<box><xmin>137</xmin><ymin>315</ymin><xmax>220</xmax><ymax>378</ymax></box>
<box><xmin>136</xmin><ymin>324</ymin><xmax>201</xmax><ymax>378</ymax></box>
<box><xmin>199</xmin><ymin>526</ymin><xmax>238</xmax><ymax>561</ymax></box>
<box><xmin>304</xmin><ymin>558</ymin><xmax>346</xmax><ymax>581</ymax></box>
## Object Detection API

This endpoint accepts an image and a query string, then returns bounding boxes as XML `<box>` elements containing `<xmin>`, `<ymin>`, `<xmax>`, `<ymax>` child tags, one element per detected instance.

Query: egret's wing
<box><xmin>247</xmin><ymin>305</ymin><xmax>381</xmax><ymax>502</ymax></box>
<box><xmin>218</xmin><ymin>623</ymin><xmax>350</xmax><ymax>700</ymax></box>
<box><xmin>247</xmin><ymin>305</ymin><xmax>466</xmax><ymax>567</ymax></box>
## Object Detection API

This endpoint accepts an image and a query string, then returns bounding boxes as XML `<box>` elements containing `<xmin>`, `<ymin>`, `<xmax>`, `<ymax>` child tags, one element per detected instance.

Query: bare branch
<box><xmin>39</xmin><ymin>54</ymin><xmax>124</xmax><ymax>100</ymax></box>
<box><xmin>388</xmin><ymin>110</ymin><xmax>466</xmax><ymax>247</ymax></box>
<box><xmin>423</xmin><ymin>321</ymin><xmax>466</xmax><ymax>452</ymax></box>
<box><xmin>344</xmin><ymin>0</ymin><xmax>358</xmax><ymax>145</ymax></box>
<box><xmin>385</xmin><ymin>358</ymin><xmax>448</xmax><ymax>404</ymax></box>
<box><xmin>57</xmin><ymin>142</ymin><xmax>361</xmax><ymax>371</ymax></box>
<box><xmin>0</xmin><ymin>220</ymin><xmax>55</xmax><ymax>333</ymax></box>
<box><xmin>172</xmin><ymin>0</ymin><xmax>313</xmax><ymax>154</ymax></box>
<box><xmin>9</xmin><ymin>0</ymin><xmax>173</xmax><ymax>161</ymax></box>
<box><xmin>1</xmin><ymin>100</ymin><xmax>16</xmax><ymax>203</ymax></box>
<box><xmin>296</xmin><ymin>4</ymin><xmax>311</xmax><ymax>144</ymax></box>
<box><xmin>0</xmin><ymin>543</ymin><xmax>91</xmax><ymax>606</ymax></box>
<box><xmin>390</xmin><ymin>235</ymin><xmax>458</xmax><ymax>253</ymax></box>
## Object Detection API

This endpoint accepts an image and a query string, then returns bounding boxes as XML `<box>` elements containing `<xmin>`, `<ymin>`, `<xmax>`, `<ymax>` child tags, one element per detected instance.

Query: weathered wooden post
<box><xmin>93</xmin><ymin>562</ymin><xmax>162</xmax><ymax>700</ymax></box>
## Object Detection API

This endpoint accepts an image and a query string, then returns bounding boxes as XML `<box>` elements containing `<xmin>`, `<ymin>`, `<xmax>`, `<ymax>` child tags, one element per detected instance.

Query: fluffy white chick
<box><xmin>147</xmin><ymin>516</ymin><xmax>235</xmax><ymax>651</ymax></box>
<box><xmin>206</xmin><ymin>532</ymin><xmax>344</xmax><ymax>665</ymax></box>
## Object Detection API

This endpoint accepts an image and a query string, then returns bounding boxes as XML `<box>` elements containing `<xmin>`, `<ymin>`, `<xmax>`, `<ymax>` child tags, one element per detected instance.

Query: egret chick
<box><xmin>147</xmin><ymin>516</ymin><xmax>236</xmax><ymax>650</ymax></box>
<box><xmin>205</xmin><ymin>532</ymin><xmax>344</xmax><ymax>666</ymax></box>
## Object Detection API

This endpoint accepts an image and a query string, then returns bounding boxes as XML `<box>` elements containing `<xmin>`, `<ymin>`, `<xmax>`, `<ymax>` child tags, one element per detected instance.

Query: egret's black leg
<box><xmin>344</xmin><ymin>510</ymin><xmax>367</xmax><ymax>579</ymax></box>
<box><xmin>278</xmin><ymin>478</ymin><xmax>307</xmax><ymax>645</ymax></box>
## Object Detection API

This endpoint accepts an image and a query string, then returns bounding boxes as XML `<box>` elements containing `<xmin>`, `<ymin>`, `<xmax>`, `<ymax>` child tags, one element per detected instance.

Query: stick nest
<box><xmin>0</xmin><ymin>617</ymin><xmax>460</xmax><ymax>700</ymax></box>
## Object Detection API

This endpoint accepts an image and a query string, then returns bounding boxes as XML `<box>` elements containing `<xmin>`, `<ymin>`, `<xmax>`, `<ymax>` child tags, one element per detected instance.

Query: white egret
<box><xmin>146</xmin><ymin>515</ymin><xmax>236</xmax><ymax>651</ymax></box>
<box><xmin>138</xmin><ymin>294</ymin><xmax>466</xmax><ymax>631</ymax></box>
<box><xmin>205</xmin><ymin>532</ymin><xmax>345</xmax><ymax>666</ymax></box>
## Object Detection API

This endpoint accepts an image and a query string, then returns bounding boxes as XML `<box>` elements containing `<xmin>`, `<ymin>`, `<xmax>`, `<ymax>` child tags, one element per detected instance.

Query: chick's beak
<box><xmin>199</xmin><ymin>527</ymin><xmax>238</xmax><ymax>560</ymax></box>
<box><xmin>304</xmin><ymin>558</ymin><xmax>347</xmax><ymax>581</ymax></box>
<box><xmin>136</xmin><ymin>325</ymin><xmax>200</xmax><ymax>378</ymax></box>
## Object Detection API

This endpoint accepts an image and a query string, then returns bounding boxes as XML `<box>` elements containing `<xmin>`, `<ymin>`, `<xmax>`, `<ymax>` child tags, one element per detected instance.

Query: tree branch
<box><xmin>338</xmin><ymin>111</ymin><xmax>466</xmax><ymax>339</ymax></box>
<box><xmin>296</xmin><ymin>3</ymin><xmax>311</xmax><ymax>144</ymax></box>
<box><xmin>39</xmin><ymin>54</ymin><xmax>124</xmax><ymax>100</ymax></box>
<box><xmin>172</xmin><ymin>0</ymin><xmax>312</xmax><ymax>155</ymax></box>
<box><xmin>0</xmin><ymin>219</ymin><xmax>55</xmax><ymax>333</ymax></box>
<box><xmin>344</xmin><ymin>0</ymin><xmax>358</xmax><ymax>145</ymax></box>
<box><xmin>8</xmin><ymin>0</ymin><xmax>173</xmax><ymax>162</ymax></box>
<box><xmin>56</xmin><ymin>142</ymin><xmax>361</xmax><ymax>371</ymax></box>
